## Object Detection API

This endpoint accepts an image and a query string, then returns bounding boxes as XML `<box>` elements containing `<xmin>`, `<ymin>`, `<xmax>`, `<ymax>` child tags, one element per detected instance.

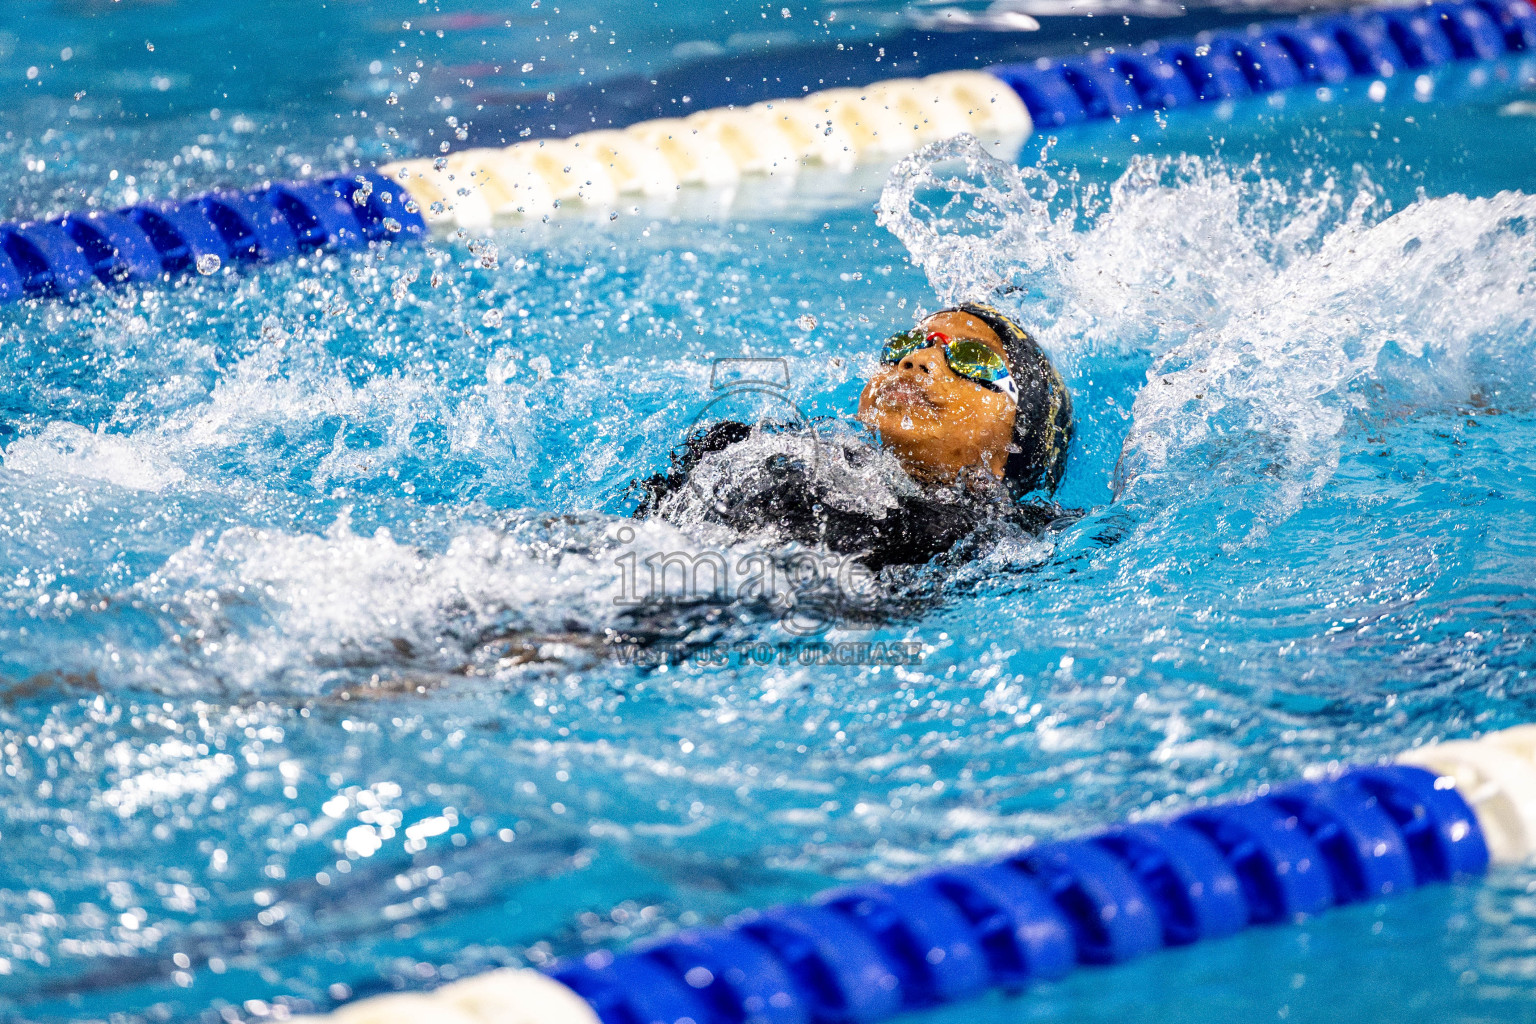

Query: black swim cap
<box><xmin>939</xmin><ymin>302</ymin><xmax>1073</xmax><ymax>496</ymax></box>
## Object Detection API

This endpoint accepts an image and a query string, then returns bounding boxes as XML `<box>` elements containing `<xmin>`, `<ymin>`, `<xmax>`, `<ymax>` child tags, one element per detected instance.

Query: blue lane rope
<box><xmin>0</xmin><ymin>0</ymin><xmax>1532</xmax><ymax>308</ymax></box>
<box><xmin>988</xmin><ymin>0</ymin><xmax>1536</xmax><ymax>128</ymax></box>
<box><xmin>0</xmin><ymin>173</ymin><xmax>425</xmax><ymax>304</ymax></box>
<box><xmin>549</xmin><ymin>766</ymin><xmax>1489</xmax><ymax>1024</ymax></box>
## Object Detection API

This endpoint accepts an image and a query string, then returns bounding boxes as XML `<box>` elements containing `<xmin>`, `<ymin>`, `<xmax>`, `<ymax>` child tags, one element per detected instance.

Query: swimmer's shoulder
<box><xmin>629</xmin><ymin>418</ymin><xmax>796</xmax><ymax>517</ymax></box>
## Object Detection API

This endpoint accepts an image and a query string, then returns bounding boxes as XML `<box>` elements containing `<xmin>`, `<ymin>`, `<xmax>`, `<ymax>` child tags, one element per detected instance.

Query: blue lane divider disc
<box><xmin>1269</xmin><ymin>778</ymin><xmax>1417</xmax><ymax>902</ymax></box>
<box><xmin>990</xmin><ymin>64</ymin><xmax>1088</xmax><ymax>126</ymax></box>
<box><xmin>330</xmin><ymin>172</ymin><xmax>428</xmax><ymax>241</ymax></box>
<box><xmin>1344</xmin><ymin>764</ymin><xmax>1490</xmax><ymax>882</ymax></box>
<box><xmin>124</xmin><ymin>202</ymin><xmax>229</xmax><ymax>274</ymax></box>
<box><xmin>201</xmin><ymin>192</ymin><xmax>301</xmax><ymax>262</ymax></box>
<box><xmin>0</xmin><ymin>245</ymin><xmax>24</xmax><ymax>302</ymax></box>
<box><xmin>1005</xmin><ymin>840</ymin><xmax>1164</xmax><ymax>965</ymax></box>
<box><xmin>267</xmin><ymin>180</ymin><xmax>368</xmax><ymax>250</ymax></box>
<box><xmin>640</xmin><ymin>928</ymin><xmax>808</xmax><ymax>1024</ymax></box>
<box><xmin>0</xmin><ymin>221</ymin><xmax>95</xmax><ymax>297</ymax></box>
<box><xmin>922</xmin><ymin>863</ymin><xmax>1076</xmax><ymax>987</ymax></box>
<box><xmin>1162</xmin><ymin>41</ymin><xmax>1253</xmax><ymax>101</ymax></box>
<box><xmin>1059</xmin><ymin>60</ymin><xmax>1143</xmax><ymax>117</ymax></box>
<box><xmin>553</xmin><ymin>949</ymin><xmax>716</xmax><ymax>1024</ymax></box>
<box><xmin>736</xmin><ymin>904</ymin><xmax>904</xmax><ymax>1024</ymax></box>
<box><xmin>1323</xmin><ymin>13</ymin><xmax>1407</xmax><ymax>78</ymax></box>
<box><xmin>818</xmin><ymin>880</ymin><xmax>990</xmax><ymax>1007</ymax></box>
<box><xmin>1180</xmin><ymin>799</ymin><xmax>1335</xmax><ymax>923</ymax></box>
<box><xmin>54</xmin><ymin>211</ymin><xmax>163</xmax><ymax>284</ymax></box>
<box><xmin>1213</xmin><ymin>34</ymin><xmax>1306</xmax><ymax>92</ymax></box>
<box><xmin>1427</xmin><ymin>1</ymin><xmax>1508</xmax><ymax>59</ymax></box>
<box><xmin>1092</xmin><ymin>822</ymin><xmax>1249</xmax><ymax>945</ymax></box>
<box><xmin>1473</xmin><ymin>0</ymin><xmax>1536</xmax><ymax>50</ymax></box>
<box><xmin>1107</xmin><ymin>51</ymin><xmax>1200</xmax><ymax>109</ymax></box>
<box><xmin>1273</xmin><ymin>24</ymin><xmax>1356</xmax><ymax>83</ymax></box>
<box><xmin>1377</xmin><ymin>8</ymin><xmax>1459</xmax><ymax>68</ymax></box>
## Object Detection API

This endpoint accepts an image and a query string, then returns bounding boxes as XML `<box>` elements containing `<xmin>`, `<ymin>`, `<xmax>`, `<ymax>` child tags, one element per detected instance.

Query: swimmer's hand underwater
<box><xmin>631</xmin><ymin>303</ymin><xmax>1075</xmax><ymax>570</ymax></box>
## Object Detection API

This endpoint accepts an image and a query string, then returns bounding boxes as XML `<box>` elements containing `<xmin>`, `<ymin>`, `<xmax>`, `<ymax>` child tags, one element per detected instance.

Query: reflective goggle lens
<box><xmin>880</xmin><ymin>329</ymin><xmax>928</xmax><ymax>365</ymax></box>
<box><xmin>943</xmin><ymin>339</ymin><xmax>1010</xmax><ymax>384</ymax></box>
<box><xmin>880</xmin><ymin>330</ymin><xmax>1013</xmax><ymax>391</ymax></box>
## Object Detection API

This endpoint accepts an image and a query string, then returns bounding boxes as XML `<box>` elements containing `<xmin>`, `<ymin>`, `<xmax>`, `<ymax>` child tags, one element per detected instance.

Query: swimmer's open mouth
<box><xmin>873</xmin><ymin>377</ymin><xmax>941</xmax><ymax>411</ymax></box>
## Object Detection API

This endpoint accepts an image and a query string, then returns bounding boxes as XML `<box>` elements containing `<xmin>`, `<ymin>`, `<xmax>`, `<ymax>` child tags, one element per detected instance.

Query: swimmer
<box><xmin>311</xmin><ymin>304</ymin><xmax>1076</xmax><ymax>682</ymax></box>
<box><xmin>632</xmin><ymin>302</ymin><xmax>1074</xmax><ymax>570</ymax></box>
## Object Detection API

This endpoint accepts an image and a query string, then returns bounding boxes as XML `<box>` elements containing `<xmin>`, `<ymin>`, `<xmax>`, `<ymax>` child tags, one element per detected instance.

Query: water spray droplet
<box><xmin>196</xmin><ymin>254</ymin><xmax>221</xmax><ymax>275</ymax></box>
<box><xmin>795</xmin><ymin>314</ymin><xmax>817</xmax><ymax>330</ymax></box>
<box><xmin>900</xmin><ymin>415</ymin><xmax>914</xmax><ymax>430</ymax></box>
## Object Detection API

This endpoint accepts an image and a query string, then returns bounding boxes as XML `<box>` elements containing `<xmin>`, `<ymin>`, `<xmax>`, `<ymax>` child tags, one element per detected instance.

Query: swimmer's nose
<box><xmin>901</xmin><ymin>348</ymin><xmax>939</xmax><ymax>375</ymax></box>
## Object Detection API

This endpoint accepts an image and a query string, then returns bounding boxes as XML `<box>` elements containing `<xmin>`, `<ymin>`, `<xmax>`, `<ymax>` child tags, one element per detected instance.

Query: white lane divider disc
<box><xmin>624</xmin><ymin>118</ymin><xmax>742</xmax><ymax>186</ymax></box>
<box><xmin>687</xmin><ymin>107</ymin><xmax>804</xmax><ymax>177</ymax></box>
<box><xmin>379</xmin><ymin>69</ymin><xmax>1036</xmax><ymax>228</ymax></box>
<box><xmin>449</xmin><ymin>149</ymin><xmax>557</xmax><ymax>218</ymax></box>
<box><xmin>517</xmin><ymin>139</ymin><xmax>621</xmax><ymax>206</ymax></box>
<box><xmin>570</xmin><ymin>130</ymin><xmax>681</xmax><ymax>196</ymax></box>
<box><xmin>1399</xmin><ymin>737</ymin><xmax>1536</xmax><ymax>864</ymax></box>
<box><xmin>437</xmin><ymin>968</ymin><xmax>606</xmax><ymax>1024</ymax></box>
<box><xmin>388</xmin><ymin>158</ymin><xmax>494</xmax><ymax>228</ymax></box>
<box><xmin>924</xmin><ymin>70</ymin><xmax>1033</xmax><ymax>135</ymax></box>
<box><xmin>867</xmin><ymin>78</ymin><xmax>975</xmax><ymax>146</ymax></box>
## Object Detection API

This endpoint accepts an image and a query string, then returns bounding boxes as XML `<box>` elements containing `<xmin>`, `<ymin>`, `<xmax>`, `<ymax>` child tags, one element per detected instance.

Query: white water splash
<box><xmin>877</xmin><ymin>133</ymin><xmax>1068</xmax><ymax>310</ymax></box>
<box><xmin>3</xmin><ymin>422</ymin><xmax>188</xmax><ymax>493</ymax></box>
<box><xmin>122</xmin><ymin>496</ymin><xmax>900</xmax><ymax>693</ymax></box>
<box><xmin>654</xmin><ymin>425</ymin><xmax>920</xmax><ymax>527</ymax></box>
<box><xmin>128</xmin><ymin>510</ymin><xmax>659</xmax><ymax>692</ymax></box>
<box><xmin>880</xmin><ymin>135</ymin><xmax>1536</xmax><ymax>526</ymax></box>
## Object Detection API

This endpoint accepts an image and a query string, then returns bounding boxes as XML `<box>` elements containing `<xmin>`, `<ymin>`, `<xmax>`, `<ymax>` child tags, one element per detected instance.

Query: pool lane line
<box><xmin>381</xmin><ymin>71</ymin><xmax>1028</xmax><ymax>229</ymax></box>
<box><xmin>0</xmin><ymin>0</ymin><xmax>1533</xmax><ymax>306</ymax></box>
<box><xmin>0</xmin><ymin>174</ymin><xmax>426</xmax><ymax>304</ymax></box>
<box><xmin>379</xmin><ymin>0</ymin><xmax>1536</xmax><ymax>229</ymax></box>
<box><xmin>289</xmin><ymin>724</ymin><xmax>1536</xmax><ymax>1024</ymax></box>
<box><xmin>990</xmin><ymin>0</ymin><xmax>1536</xmax><ymax>129</ymax></box>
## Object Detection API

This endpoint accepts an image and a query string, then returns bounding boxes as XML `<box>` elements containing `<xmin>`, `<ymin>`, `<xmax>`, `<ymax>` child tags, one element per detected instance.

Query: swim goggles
<box><xmin>880</xmin><ymin>329</ymin><xmax>1018</xmax><ymax>405</ymax></box>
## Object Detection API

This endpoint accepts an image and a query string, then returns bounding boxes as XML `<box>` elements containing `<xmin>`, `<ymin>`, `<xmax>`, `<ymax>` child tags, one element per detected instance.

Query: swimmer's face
<box><xmin>856</xmin><ymin>310</ymin><xmax>1018</xmax><ymax>486</ymax></box>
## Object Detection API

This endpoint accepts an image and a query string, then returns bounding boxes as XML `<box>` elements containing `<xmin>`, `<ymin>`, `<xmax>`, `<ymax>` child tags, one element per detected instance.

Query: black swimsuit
<box><xmin>630</xmin><ymin>419</ymin><xmax>1073</xmax><ymax>571</ymax></box>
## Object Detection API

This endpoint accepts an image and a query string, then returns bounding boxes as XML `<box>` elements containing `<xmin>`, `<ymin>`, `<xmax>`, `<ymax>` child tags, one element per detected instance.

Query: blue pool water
<box><xmin>2</xmin><ymin>2</ymin><xmax>1536</xmax><ymax>1022</ymax></box>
